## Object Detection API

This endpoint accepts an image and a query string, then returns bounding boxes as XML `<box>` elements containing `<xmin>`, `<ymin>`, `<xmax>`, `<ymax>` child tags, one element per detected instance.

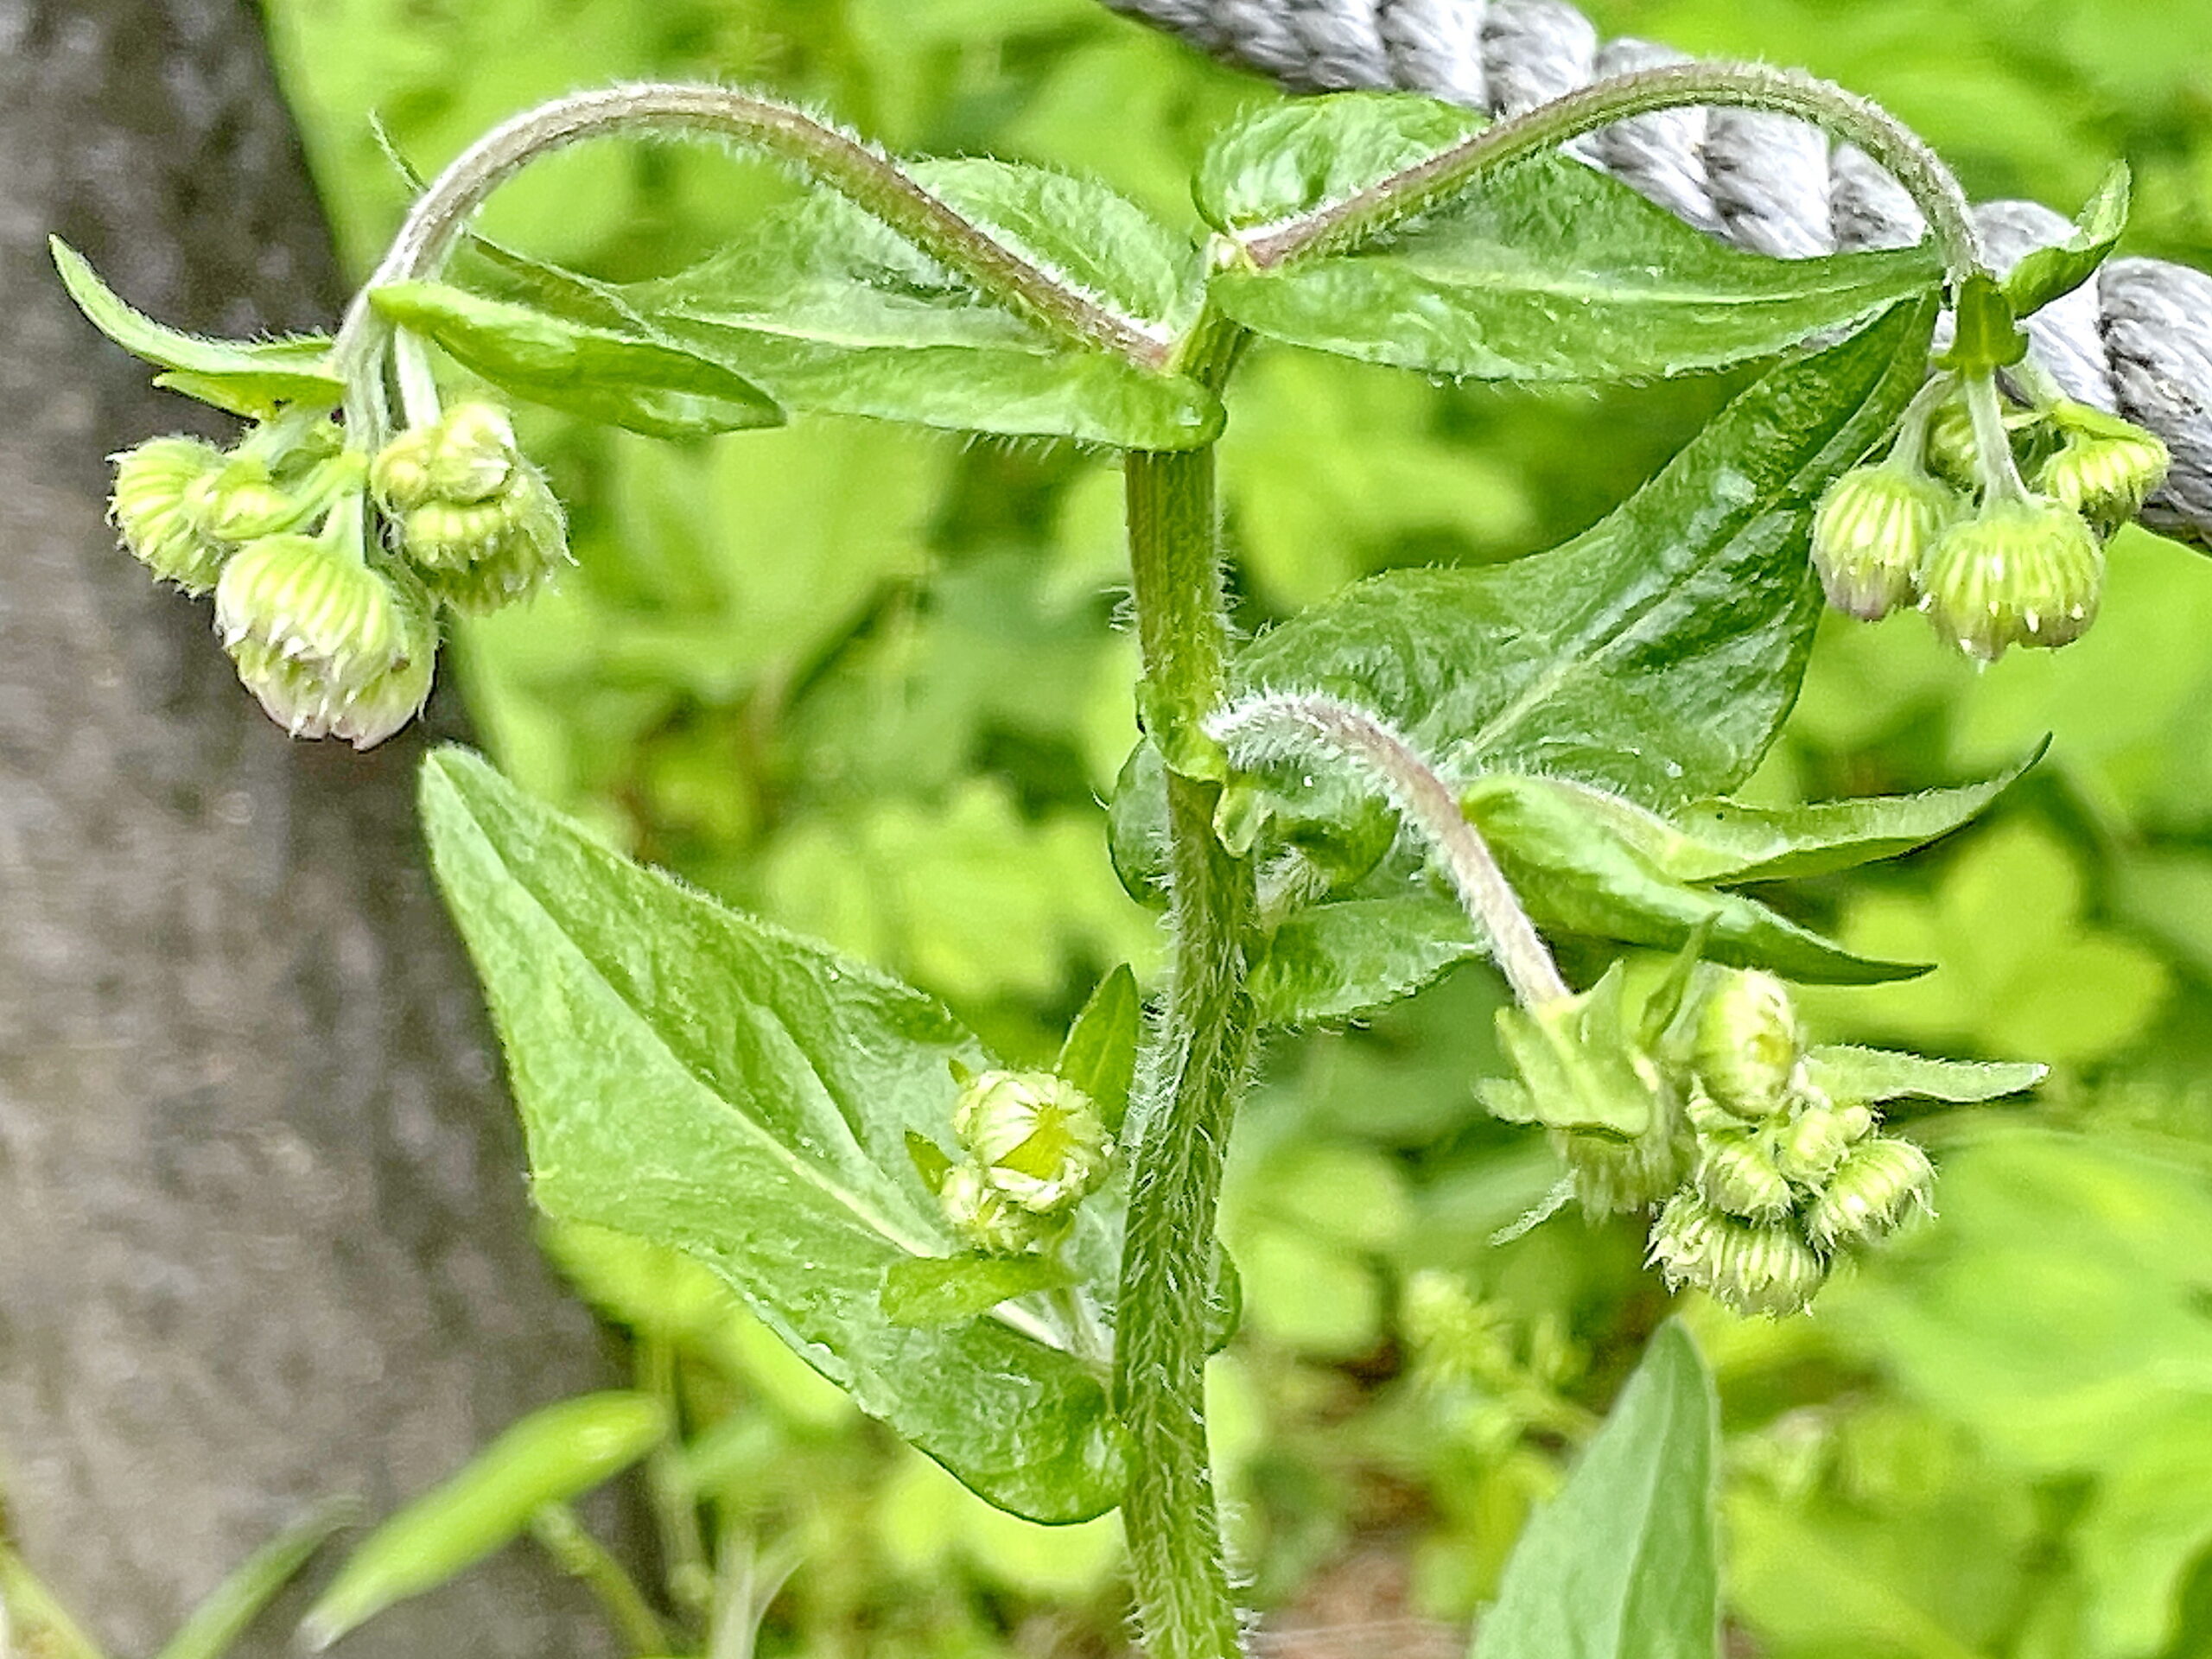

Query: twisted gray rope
<box><xmin>1101</xmin><ymin>0</ymin><xmax>2212</xmax><ymax>543</ymax></box>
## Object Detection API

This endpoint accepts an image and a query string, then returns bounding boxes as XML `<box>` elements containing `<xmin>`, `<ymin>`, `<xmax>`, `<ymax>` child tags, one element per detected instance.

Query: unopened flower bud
<box><xmin>951</xmin><ymin>1069</ymin><xmax>1111</xmax><ymax>1216</ymax></box>
<box><xmin>1918</xmin><ymin>499</ymin><xmax>2103</xmax><ymax>660</ymax></box>
<box><xmin>396</xmin><ymin>467</ymin><xmax>569</xmax><ymax>614</ymax></box>
<box><xmin>1694</xmin><ymin>970</ymin><xmax>1801</xmax><ymax>1120</ymax></box>
<box><xmin>1772</xmin><ymin>1099</ymin><xmax>1853</xmax><ymax>1188</ymax></box>
<box><xmin>1810</xmin><ymin>466</ymin><xmax>1960</xmax><ymax>620</ymax></box>
<box><xmin>427</xmin><ymin>403</ymin><xmax>521</xmax><ymax>502</ymax></box>
<box><xmin>1554</xmin><ymin>1114</ymin><xmax>1686</xmax><ymax>1217</ymax></box>
<box><xmin>938</xmin><ymin>1161</ymin><xmax>1055</xmax><ymax>1255</ymax></box>
<box><xmin>1804</xmin><ymin>1135</ymin><xmax>1936</xmax><ymax>1250</ymax></box>
<box><xmin>110</xmin><ymin>436</ymin><xmax>230</xmax><ymax>592</ymax></box>
<box><xmin>1833</xmin><ymin>1101</ymin><xmax>1877</xmax><ymax>1144</ymax></box>
<box><xmin>371</xmin><ymin>401</ymin><xmax>519</xmax><ymax>512</ymax></box>
<box><xmin>215</xmin><ymin>518</ymin><xmax>436</xmax><ymax>748</ymax></box>
<box><xmin>1923</xmin><ymin>396</ymin><xmax>2035</xmax><ymax>492</ymax></box>
<box><xmin>1694</xmin><ymin>1130</ymin><xmax>1793</xmax><ymax>1222</ymax></box>
<box><xmin>1649</xmin><ymin>1192</ymin><xmax>1827</xmax><ymax>1318</ymax></box>
<box><xmin>184</xmin><ymin>456</ymin><xmax>305</xmax><ymax>544</ymax></box>
<box><xmin>2038</xmin><ymin>405</ymin><xmax>2169</xmax><ymax>534</ymax></box>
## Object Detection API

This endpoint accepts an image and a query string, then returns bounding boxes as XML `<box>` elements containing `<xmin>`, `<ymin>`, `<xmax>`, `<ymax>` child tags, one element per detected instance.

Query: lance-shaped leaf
<box><xmin>1469</xmin><ymin>1321</ymin><xmax>1720</xmax><ymax>1659</ymax></box>
<box><xmin>1231</xmin><ymin>298</ymin><xmax>1940</xmax><ymax>812</ymax></box>
<box><xmin>420</xmin><ymin>748</ymin><xmax>1126</xmax><ymax>1523</ymax></box>
<box><xmin>1212</xmin><ymin>148</ymin><xmax>1942</xmax><ymax>385</ymax></box>
<box><xmin>52</xmin><ymin>237</ymin><xmax>344</xmax><ymax>417</ymax></box>
<box><xmin>1803</xmin><ymin>1046</ymin><xmax>2048</xmax><ymax>1104</ymax></box>
<box><xmin>1516</xmin><ymin>745</ymin><xmax>2044</xmax><ymax>885</ymax></box>
<box><xmin>2002</xmin><ymin>162</ymin><xmax>2130</xmax><ymax>318</ymax></box>
<box><xmin>1460</xmin><ymin>773</ymin><xmax>1922</xmax><ymax>984</ymax></box>
<box><xmin>1058</xmin><ymin>963</ymin><xmax>1141</xmax><ymax>1135</ymax></box>
<box><xmin>372</xmin><ymin>281</ymin><xmax>785</xmax><ymax>440</ymax></box>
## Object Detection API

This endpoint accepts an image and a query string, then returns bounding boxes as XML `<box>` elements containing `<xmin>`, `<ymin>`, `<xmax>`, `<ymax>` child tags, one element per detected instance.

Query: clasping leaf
<box><xmin>420</xmin><ymin>748</ymin><xmax>1126</xmax><ymax>1522</ymax></box>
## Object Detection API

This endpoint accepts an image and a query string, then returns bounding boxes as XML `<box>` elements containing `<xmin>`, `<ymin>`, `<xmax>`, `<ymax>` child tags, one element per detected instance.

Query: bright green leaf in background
<box><xmin>1802</xmin><ymin>820</ymin><xmax>2170</xmax><ymax>1065</ymax></box>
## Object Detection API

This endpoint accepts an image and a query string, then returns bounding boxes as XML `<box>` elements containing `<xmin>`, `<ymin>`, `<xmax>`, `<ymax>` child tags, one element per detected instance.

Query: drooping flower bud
<box><xmin>1804</xmin><ymin>1135</ymin><xmax>1936</xmax><ymax>1250</ymax></box>
<box><xmin>1648</xmin><ymin>1192</ymin><xmax>1828</xmax><ymax>1318</ymax></box>
<box><xmin>937</xmin><ymin>1161</ymin><xmax>1056</xmax><ymax>1255</ymax></box>
<box><xmin>214</xmin><ymin>512</ymin><xmax>437</xmax><ymax>748</ymax></box>
<box><xmin>1554</xmin><ymin>1110</ymin><xmax>1686</xmax><ymax>1217</ymax></box>
<box><xmin>371</xmin><ymin>401</ymin><xmax>518</xmax><ymax>512</ymax></box>
<box><xmin>1917</xmin><ymin>499</ymin><xmax>2104</xmax><ymax>660</ymax></box>
<box><xmin>1694</xmin><ymin>1130</ymin><xmax>1793</xmax><ymax>1222</ymax></box>
<box><xmin>374</xmin><ymin>402</ymin><xmax>568</xmax><ymax>613</ymax></box>
<box><xmin>1809</xmin><ymin>465</ymin><xmax>1961</xmax><ymax>620</ymax></box>
<box><xmin>1693</xmin><ymin>969</ymin><xmax>1802</xmax><ymax>1121</ymax></box>
<box><xmin>1923</xmin><ymin>394</ymin><xmax>2037</xmax><ymax>493</ymax></box>
<box><xmin>110</xmin><ymin>436</ymin><xmax>231</xmax><ymax>593</ymax></box>
<box><xmin>1771</xmin><ymin>1097</ymin><xmax>1854</xmax><ymax>1188</ymax></box>
<box><xmin>2038</xmin><ymin>404</ymin><xmax>2170</xmax><ymax>534</ymax></box>
<box><xmin>184</xmin><ymin>454</ymin><xmax>308</xmax><ymax>544</ymax></box>
<box><xmin>1832</xmin><ymin>1100</ymin><xmax>1877</xmax><ymax>1145</ymax></box>
<box><xmin>950</xmin><ymin>1068</ymin><xmax>1111</xmax><ymax>1217</ymax></box>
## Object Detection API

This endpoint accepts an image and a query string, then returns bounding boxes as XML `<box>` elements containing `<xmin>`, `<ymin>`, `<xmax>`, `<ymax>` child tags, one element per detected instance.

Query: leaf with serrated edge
<box><xmin>419</xmin><ymin>748</ymin><xmax>1125</xmax><ymax>1522</ymax></box>
<box><xmin>1214</xmin><ymin>149</ymin><xmax>1941</xmax><ymax>383</ymax></box>
<box><xmin>1471</xmin><ymin>1321</ymin><xmax>1719</xmax><ymax>1659</ymax></box>
<box><xmin>881</xmin><ymin>1255</ymin><xmax>1077</xmax><ymax>1327</ymax></box>
<box><xmin>1804</xmin><ymin>1046</ymin><xmax>2047</xmax><ymax>1104</ymax></box>
<box><xmin>1233</xmin><ymin>300</ymin><xmax>1941</xmax><ymax>811</ymax></box>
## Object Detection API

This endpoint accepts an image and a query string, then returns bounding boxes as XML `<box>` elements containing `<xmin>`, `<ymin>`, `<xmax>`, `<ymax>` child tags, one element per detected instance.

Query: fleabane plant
<box><xmin>58</xmin><ymin>51</ymin><xmax>2193</xmax><ymax>1659</ymax></box>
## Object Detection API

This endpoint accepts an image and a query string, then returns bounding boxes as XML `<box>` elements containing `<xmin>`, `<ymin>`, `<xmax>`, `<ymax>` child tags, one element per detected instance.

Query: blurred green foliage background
<box><xmin>261</xmin><ymin>2</ymin><xmax>2212</xmax><ymax>1654</ymax></box>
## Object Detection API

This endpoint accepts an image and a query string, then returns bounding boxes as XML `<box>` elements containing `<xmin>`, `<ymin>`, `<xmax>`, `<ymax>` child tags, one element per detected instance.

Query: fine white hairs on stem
<box><xmin>1205</xmin><ymin>690</ymin><xmax>1570</xmax><ymax>1009</ymax></box>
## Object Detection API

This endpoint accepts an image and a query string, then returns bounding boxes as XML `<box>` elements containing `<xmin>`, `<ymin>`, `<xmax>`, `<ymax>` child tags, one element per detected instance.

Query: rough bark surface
<box><xmin>0</xmin><ymin>4</ymin><xmax>624</xmax><ymax>1651</ymax></box>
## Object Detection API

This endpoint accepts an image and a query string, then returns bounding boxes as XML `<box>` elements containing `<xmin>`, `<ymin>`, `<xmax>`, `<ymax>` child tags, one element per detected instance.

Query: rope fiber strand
<box><xmin>1098</xmin><ymin>0</ymin><xmax>2212</xmax><ymax>544</ymax></box>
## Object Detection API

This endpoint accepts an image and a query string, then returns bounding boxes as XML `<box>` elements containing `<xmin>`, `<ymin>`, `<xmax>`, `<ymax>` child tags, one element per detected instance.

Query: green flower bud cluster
<box><xmin>1809</xmin><ymin>382</ymin><xmax>2168</xmax><ymax>662</ymax></box>
<box><xmin>1643</xmin><ymin>969</ymin><xmax>1936</xmax><ymax>1319</ymax></box>
<box><xmin>105</xmin><ymin>396</ymin><xmax>571</xmax><ymax>750</ymax></box>
<box><xmin>933</xmin><ymin>1069</ymin><xmax>1112</xmax><ymax>1255</ymax></box>
<box><xmin>370</xmin><ymin>403</ymin><xmax>569</xmax><ymax>615</ymax></box>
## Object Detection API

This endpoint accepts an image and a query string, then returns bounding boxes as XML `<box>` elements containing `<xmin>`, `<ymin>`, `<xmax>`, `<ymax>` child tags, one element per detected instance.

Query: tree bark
<box><xmin>0</xmin><ymin>4</ymin><xmax>625</xmax><ymax>1652</ymax></box>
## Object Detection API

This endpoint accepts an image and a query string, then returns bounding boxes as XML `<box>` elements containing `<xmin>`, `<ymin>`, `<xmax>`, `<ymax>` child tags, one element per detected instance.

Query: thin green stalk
<box><xmin>529</xmin><ymin>1503</ymin><xmax>674</xmax><ymax>1656</ymax></box>
<box><xmin>639</xmin><ymin>1333</ymin><xmax>715</xmax><ymax>1626</ymax></box>
<box><xmin>1243</xmin><ymin>60</ymin><xmax>1983</xmax><ymax>283</ymax></box>
<box><xmin>1115</xmin><ymin>320</ymin><xmax>1256</xmax><ymax>1659</ymax></box>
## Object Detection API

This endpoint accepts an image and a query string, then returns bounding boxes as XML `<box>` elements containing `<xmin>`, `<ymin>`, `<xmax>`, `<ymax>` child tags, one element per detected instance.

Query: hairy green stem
<box><xmin>1243</xmin><ymin>60</ymin><xmax>1983</xmax><ymax>283</ymax></box>
<box><xmin>330</xmin><ymin>82</ymin><xmax>1171</xmax><ymax>441</ymax></box>
<box><xmin>1115</xmin><ymin>342</ymin><xmax>1256</xmax><ymax>1657</ymax></box>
